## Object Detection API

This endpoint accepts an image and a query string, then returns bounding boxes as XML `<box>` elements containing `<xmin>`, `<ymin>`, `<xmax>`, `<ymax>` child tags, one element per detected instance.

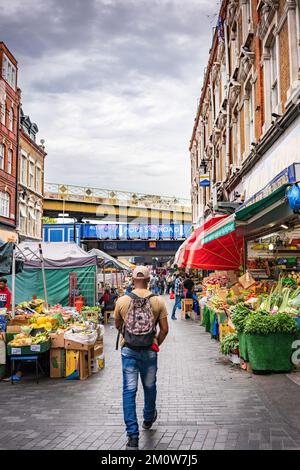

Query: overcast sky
<box><xmin>1</xmin><ymin>0</ymin><xmax>219</xmax><ymax>199</ymax></box>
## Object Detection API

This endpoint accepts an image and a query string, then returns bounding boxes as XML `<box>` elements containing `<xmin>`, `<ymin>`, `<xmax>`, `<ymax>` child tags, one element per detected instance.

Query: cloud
<box><xmin>1</xmin><ymin>0</ymin><xmax>219</xmax><ymax>198</ymax></box>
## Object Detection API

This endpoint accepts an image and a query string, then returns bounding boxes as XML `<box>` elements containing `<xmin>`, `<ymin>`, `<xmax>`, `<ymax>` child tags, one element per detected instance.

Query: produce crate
<box><xmin>7</xmin><ymin>338</ymin><xmax>51</xmax><ymax>356</ymax></box>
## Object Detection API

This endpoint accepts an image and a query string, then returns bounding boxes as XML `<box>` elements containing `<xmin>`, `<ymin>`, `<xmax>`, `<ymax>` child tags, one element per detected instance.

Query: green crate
<box><xmin>7</xmin><ymin>338</ymin><xmax>51</xmax><ymax>356</ymax></box>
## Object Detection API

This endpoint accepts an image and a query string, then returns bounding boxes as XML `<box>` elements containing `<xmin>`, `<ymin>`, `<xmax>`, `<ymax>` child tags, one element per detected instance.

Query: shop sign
<box><xmin>11</xmin><ymin>348</ymin><xmax>21</xmax><ymax>355</ymax></box>
<box><xmin>199</xmin><ymin>174</ymin><xmax>210</xmax><ymax>187</ymax></box>
<box><xmin>241</xmin><ymin>117</ymin><xmax>300</xmax><ymax>201</ymax></box>
<box><xmin>237</xmin><ymin>164</ymin><xmax>300</xmax><ymax>212</ymax></box>
<box><xmin>203</xmin><ymin>221</ymin><xmax>235</xmax><ymax>244</ymax></box>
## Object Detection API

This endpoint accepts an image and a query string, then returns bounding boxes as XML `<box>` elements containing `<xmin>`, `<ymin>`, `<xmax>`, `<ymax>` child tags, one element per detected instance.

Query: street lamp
<box><xmin>199</xmin><ymin>158</ymin><xmax>209</xmax><ymax>174</ymax></box>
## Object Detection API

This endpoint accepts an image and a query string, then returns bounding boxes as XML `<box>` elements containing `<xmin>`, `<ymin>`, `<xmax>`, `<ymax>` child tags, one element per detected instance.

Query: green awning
<box><xmin>235</xmin><ymin>186</ymin><xmax>287</xmax><ymax>222</ymax></box>
<box><xmin>203</xmin><ymin>221</ymin><xmax>235</xmax><ymax>244</ymax></box>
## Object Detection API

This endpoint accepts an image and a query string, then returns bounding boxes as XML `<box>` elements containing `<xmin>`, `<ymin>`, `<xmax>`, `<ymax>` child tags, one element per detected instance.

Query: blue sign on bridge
<box><xmin>43</xmin><ymin>223</ymin><xmax>191</xmax><ymax>244</ymax></box>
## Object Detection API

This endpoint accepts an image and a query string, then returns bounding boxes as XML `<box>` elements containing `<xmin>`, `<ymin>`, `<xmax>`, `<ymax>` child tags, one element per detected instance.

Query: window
<box><xmin>0</xmin><ymin>144</ymin><xmax>4</xmax><ymax>170</ymax></box>
<box><xmin>19</xmin><ymin>204</ymin><xmax>27</xmax><ymax>234</ymax></box>
<box><xmin>7</xmin><ymin>149</ymin><xmax>12</xmax><ymax>174</ymax></box>
<box><xmin>36</xmin><ymin>166</ymin><xmax>41</xmax><ymax>194</ymax></box>
<box><xmin>270</xmin><ymin>40</ymin><xmax>278</xmax><ymax>112</ymax></box>
<box><xmin>29</xmin><ymin>161</ymin><xmax>34</xmax><ymax>189</ymax></box>
<box><xmin>0</xmin><ymin>192</ymin><xmax>10</xmax><ymax>218</ymax></box>
<box><xmin>2</xmin><ymin>53</ymin><xmax>16</xmax><ymax>90</ymax></box>
<box><xmin>1</xmin><ymin>102</ymin><xmax>5</xmax><ymax>126</ymax></box>
<box><xmin>36</xmin><ymin>210</ymin><xmax>41</xmax><ymax>238</ymax></box>
<box><xmin>28</xmin><ymin>208</ymin><xmax>36</xmax><ymax>236</ymax></box>
<box><xmin>21</xmin><ymin>155</ymin><xmax>27</xmax><ymax>185</ymax></box>
<box><xmin>249</xmin><ymin>85</ymin><xmax>255</xmax><ymax>147</ymax></box>
<box><xmin>8</xmin><ymin>108</ymin><xmax>13</xmax><ymax>131</ymax></box>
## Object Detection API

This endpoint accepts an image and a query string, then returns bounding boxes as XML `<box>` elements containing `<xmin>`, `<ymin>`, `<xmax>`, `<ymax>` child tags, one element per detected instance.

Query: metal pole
<box><xmin>38</xmin><ymin>243</ymin><xmax>48</xmax><ymax>306</ymax></box>
<box><xmin>11</xmin><ymin>246</ymin><xmax>16</xmax><ymax>318</ymax></box>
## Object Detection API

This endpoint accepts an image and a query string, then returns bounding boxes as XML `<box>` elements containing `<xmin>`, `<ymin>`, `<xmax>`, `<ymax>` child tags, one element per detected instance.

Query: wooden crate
<box><xmin>181</xmin><ymin>299</ymin><xmax>193</xmax><ymax>313</ymax></box>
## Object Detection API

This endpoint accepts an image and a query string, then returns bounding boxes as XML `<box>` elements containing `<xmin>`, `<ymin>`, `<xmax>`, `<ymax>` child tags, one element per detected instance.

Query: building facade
<box><xmin>190</xmin><ymin>0</ymin><xmax>300</xmax><ymax>227</ymax></box>
<box><xmin>19</xmin><ymin>109</ymin><xmax>46</xmax><ymax>241</ymax></box>
<box><xmin>0</xmin><ymin>42</ymin><xmax>20</xmax><ymax>242</ymax></box>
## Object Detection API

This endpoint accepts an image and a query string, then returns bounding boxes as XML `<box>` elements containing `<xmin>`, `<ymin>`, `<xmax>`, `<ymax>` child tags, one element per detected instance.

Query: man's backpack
<box><xmin>117</xmin><ymin>293</ymin><xmax>157</xmax><ymax>350</ymax></box>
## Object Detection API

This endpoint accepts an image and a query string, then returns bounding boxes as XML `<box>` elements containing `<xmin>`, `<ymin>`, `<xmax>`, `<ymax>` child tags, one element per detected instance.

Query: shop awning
<box><xmin>185</xmin><ymin>214</ymin><xmax>244</xmax><ymax>271</ymax></box>
<box><xmin>236</xmin><ymin>163</ymin><xmax>300</xmax><ymax>222</ymax></box>
<box><xmin>235</xmin><ymin>186</ymin><xmax>286</xmax><ymax>221</ymax></box>
<box><xmin>176</xmin><ymin>214</ymin><xmax>229</xmax><ymax>269</ymax></box>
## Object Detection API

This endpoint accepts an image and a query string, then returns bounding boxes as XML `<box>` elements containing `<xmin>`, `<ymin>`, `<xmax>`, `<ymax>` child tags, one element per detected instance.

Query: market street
<box><xmin>1</xmin><ymin>296</ymin><xmax>300</xmax><ymax>451</ymax></box>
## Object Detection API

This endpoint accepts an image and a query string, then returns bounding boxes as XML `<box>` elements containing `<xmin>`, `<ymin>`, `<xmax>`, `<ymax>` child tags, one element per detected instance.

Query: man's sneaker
<box><xmin>142</xmin><ymin>410</ymin><xmax>158</xmax><ymax>430</ymax></box>
<box><xmin>126</xmin><ymin>437</ymin><xmax>139</xmax><ymax>450</ymax></box>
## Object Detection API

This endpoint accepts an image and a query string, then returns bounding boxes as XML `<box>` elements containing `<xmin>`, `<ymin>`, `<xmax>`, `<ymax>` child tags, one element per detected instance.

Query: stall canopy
<box><xmin>178</xmin><ymin>214</ymin><xmax>244</xmax><ymax>271</ymax></box>
<box><xmin>8</xmin><ymin>242</ymin><xmax>97</xmax><ymax>306</ymax></box>
<box><xmin>88</xmin><ymin>248</ymin><xmax>131</xmax><ymax>271</ymax></box>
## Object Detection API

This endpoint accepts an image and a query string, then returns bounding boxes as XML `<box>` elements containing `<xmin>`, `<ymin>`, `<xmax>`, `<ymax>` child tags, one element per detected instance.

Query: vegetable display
<box><xmin>220</xmin><ymin>333</ymin><xmax>239</xmax><ymax>356</ymax></box>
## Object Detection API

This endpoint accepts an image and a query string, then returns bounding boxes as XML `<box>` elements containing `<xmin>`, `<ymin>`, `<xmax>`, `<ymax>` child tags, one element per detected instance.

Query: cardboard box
<box><xmin>0</xmin><ymin>332</ymin><xmax>6</xmax><ymax>341</ymax></box>
<box><xmin>8</xmin><ymin>318</ymin><xmax>29</xmax><ymax>326</ymax></box>
<box><xmin>239</xmin><ymin>272</ymin><xmax>256</xmax><ymax>289</ymax></box>
<box><xmin>50</xmin><ymin>348</ymin><xmax>66</xmax><ymax>378</ymax></box>
<box><xmin>66</xmin><ymin>350</ymin><xmax>80</xmax><ymax>380</ymax></box>
<box><xmin>64</xmin><ymin>339</ymin><xmax>96</xmax><ymax>351</ymax></box>
<box><xmin>6</xmin><ymin>326</ymin><xmax>21</xmax><ymax>334</ymax></box>
<box><xmin>50</xmin><ymin>331</ymin><xmax>65</xmax><ymax>349</ymax></box>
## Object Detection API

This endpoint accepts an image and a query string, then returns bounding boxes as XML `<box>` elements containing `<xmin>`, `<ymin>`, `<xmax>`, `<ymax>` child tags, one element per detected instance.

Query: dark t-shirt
<box><xmin>184</xmin><ymin>278</ymin><xmax>194</xmax><ymax>291</ymax></box>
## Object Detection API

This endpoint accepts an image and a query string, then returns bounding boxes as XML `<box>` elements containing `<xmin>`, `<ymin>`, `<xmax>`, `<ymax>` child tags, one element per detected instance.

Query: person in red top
<box><xmin>0</xmin><ymin>278</ymin><xmax>11</xmax><ymax>309</ymax></box>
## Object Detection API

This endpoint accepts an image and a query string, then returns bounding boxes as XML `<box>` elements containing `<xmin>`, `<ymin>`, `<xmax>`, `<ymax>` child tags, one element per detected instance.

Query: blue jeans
<box><xmin>172</xmin><ymin>295</ymin><xmax>182</xmax><ymax>318</ymax></box>
<box><xmin>122</xmin><ymin>347</ymin><xmax>158</xmax><ymax>438</ymax></box>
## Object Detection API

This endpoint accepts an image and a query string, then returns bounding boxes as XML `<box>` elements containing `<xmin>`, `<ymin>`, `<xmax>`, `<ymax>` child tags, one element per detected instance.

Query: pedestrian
<box><xmin>183</xmin><ymin>275</ymin><xmax>200</xmax><ymax>319</ymax></box>
<box><xmin>171</xmin><ymin>274</ymin><xmax>183</xmax><ymax>320</ymax></box>
<box><xmin>166</xmin><ymin>273</ymin><xmax>173</xmax><ymax>294</ymax></box>
<box><xmin>0</xmin><ymin>278</ymin><xmax>11</xmax><ymax>309</ymax></box>
<box><xmin>150</xmin><ymin>273</ymin><xmax>159</xmax><ymax>295</ymax></box>
<box><xmin>114</xmin><ymin>266</ymin><xmax>169</xmax><ymax>451</ymax></box>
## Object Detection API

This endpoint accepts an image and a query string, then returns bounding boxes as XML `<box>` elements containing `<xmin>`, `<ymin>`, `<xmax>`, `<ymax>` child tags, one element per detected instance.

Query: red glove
<box><xmin>151</xmin><ymin>343</ymin><xmax>160</xmax><ymax>352</ymax></box>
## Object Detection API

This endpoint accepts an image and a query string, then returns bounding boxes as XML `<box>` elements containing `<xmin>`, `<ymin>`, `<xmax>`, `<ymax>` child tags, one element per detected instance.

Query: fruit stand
<box><xmin>0</xmin><ymin>300</ymin><xmax>105</xmax><ymax>382</ymax></box>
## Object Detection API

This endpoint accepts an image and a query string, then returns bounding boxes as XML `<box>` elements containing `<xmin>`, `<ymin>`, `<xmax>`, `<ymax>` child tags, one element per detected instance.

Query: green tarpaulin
<box><xmin>7</xmin><ymin>265</ymin><xmax>97</xmax><ymax>307</ymax></box>
<box><xmin>238</xmin><ymin>332</ymin><xmax>300</xmax><ymax>372</ymax></box>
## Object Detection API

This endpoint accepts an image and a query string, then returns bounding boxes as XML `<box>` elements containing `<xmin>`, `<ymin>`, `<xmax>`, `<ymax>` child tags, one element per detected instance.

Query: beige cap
<box><xmin>132</xmin><ymin>266</ymin><xmax>151</xmax><ymax>279</ymax></box>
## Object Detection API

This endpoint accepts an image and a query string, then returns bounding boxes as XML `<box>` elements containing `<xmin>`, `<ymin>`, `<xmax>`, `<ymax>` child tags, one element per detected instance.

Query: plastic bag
<box><xmin>64</xmin><ymin>330</ymin><xmax>98</xmax><ymax>345</ymax></box>
<box><xmin>169</xmin><ymin>292</ymin><xmax>175</xmax><ymax>300</ymax></box>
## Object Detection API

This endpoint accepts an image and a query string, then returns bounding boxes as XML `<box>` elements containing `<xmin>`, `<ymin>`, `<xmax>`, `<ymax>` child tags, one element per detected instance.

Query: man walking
<box><xmin>171</xmin><ymin>274</ymin><xmax>183</xmax><ymax>320</ymax></box>
<box><xmin>114</xmin><ymin>266</ymin><xmax>169</xmax><ymax>450</ymax></box>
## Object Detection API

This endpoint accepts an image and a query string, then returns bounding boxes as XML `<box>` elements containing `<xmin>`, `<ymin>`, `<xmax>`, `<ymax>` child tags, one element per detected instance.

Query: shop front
<box><xmin>236</xmin><ymin>163</ymin><xmax>300</xmax><ymax>280</ymax></box>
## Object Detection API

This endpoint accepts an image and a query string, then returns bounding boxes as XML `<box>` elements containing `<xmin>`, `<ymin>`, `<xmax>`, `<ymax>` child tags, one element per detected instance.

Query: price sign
<box><xmin>11</xmin><ymin>348</ymin><xmax>21</xmax><ymax>355</ymax></box>
<box><xmin>30</xmin><ymin>345</ymin><xmax>41</xmax><ymax>352</ymax></box>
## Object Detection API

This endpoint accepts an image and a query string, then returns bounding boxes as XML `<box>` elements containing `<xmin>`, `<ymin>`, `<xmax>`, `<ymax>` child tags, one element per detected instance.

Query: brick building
<box><xmin>190</xmin><ymin>0</ymin><xmax>300</xmax><ymax>227</ymax></box>
<box><xmin>19</xmin><ymin>108</ymin><xmax>46</xmax><ymax>241</ymax></box>
<box><xmin>0</xmin><ymin>42</ymin><xmax>20</xmax><ymax>242</ymax></box>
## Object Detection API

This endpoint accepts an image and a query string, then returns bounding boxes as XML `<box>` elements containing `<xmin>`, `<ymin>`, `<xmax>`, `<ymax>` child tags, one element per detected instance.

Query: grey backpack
<box><xmin>121</xmin><ymin>293</ymin><xmax>157</xmax><ymax>350</ymax></box>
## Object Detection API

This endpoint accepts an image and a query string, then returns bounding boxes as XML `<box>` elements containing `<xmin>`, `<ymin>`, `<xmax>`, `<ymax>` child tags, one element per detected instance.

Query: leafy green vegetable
<box><xmin>220</xmin><ymin>333</ymin><xmax>239</xmax><ymax>355</ymax></box>
<box><xmin>231</xmin><ymin>303</ymin><xmax>251</xmax><ymax>333</ymax></box>
<box><xmin>244</xmin><ymin>312</ymin><xmax>298</xmax><ymax>335</ymax></box>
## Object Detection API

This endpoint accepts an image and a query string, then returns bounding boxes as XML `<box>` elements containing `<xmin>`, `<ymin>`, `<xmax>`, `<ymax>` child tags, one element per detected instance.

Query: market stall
<box><xmin>8</xmin><ymin>242</ymin><xmax>98</xmax><ymax>308</ymax></box>
<box><xmin>1</xmin><ymin>301</ymin><xmax>105</xmax><ymax>382</ymax></box>
<box><xmin>88</xmin><ymin>248</ymin><xmax>130</xmax><ymax>292</ymax></box>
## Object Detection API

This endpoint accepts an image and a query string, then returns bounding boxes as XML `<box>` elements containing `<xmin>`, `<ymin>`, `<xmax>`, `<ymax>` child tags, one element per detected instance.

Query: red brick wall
<box><xmin>279</xmin><ymin>20</ymin><xmax>290</xmax><ymax>110</ymax></box>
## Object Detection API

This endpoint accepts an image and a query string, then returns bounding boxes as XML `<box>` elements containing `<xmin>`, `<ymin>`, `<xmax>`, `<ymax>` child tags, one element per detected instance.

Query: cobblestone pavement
<box><xmin>1</xmin><ymin>296</ymin><xmax>300</xmax><ymax>450</ymax></box>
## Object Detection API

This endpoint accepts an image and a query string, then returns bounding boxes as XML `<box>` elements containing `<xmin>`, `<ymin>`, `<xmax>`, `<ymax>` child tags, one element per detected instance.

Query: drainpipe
<box><xmin>224</xmin><ymin>19</ymin><xmax>231</xmax><ymax>177</ymax></box>
<box><xmin>209</xmin><ymin>72</ymin><xmax>216</xmax><ymax>208</ymax></box>
<box><xmin>15</xmin><ymin>92</ymin><xmax>21</xmax><ymax>243</ymax></box>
